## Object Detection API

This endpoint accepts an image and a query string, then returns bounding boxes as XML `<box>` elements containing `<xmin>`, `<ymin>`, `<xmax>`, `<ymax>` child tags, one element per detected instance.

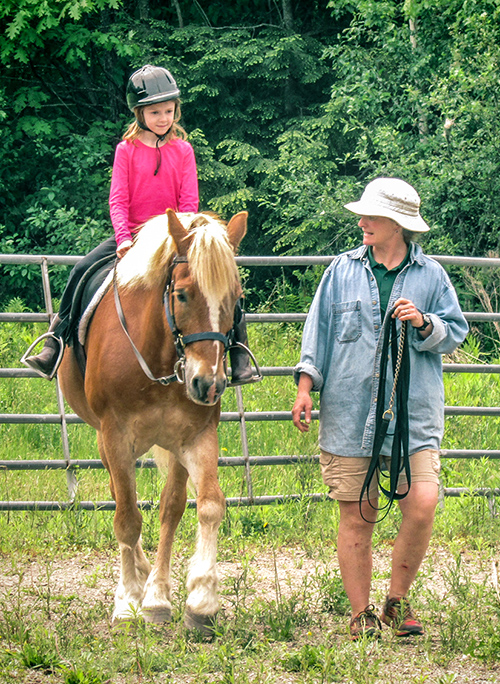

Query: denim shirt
<box><xmin>294</xmin><ymin>243</ymin><xmax>469</xmax><ymax>457</ymax></box>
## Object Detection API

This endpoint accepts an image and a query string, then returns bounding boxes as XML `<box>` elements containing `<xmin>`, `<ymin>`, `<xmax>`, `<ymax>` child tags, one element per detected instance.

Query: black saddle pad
<box><xmin>67</xmin><ymin>255</ymin><xmax>116</xmax><ymax>344</ymax></box>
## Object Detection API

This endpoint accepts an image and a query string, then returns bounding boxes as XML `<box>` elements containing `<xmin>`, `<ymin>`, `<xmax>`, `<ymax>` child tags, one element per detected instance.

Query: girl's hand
<box><xmin>392</xmin><ymin>298</ymin><xmax>425</xmax><ymax>328</ymax></box>
<box><xmin>116</xmin><ymin>240</ymin><xmax>133</xmax><ymax>259</ymax></box>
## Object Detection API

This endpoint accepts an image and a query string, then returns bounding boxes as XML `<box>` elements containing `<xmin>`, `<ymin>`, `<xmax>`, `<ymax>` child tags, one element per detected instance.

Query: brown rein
<box><xmin>112</xmin><ymin>256</ymin><xmax>232</xmax><ymax>386</ymax></box>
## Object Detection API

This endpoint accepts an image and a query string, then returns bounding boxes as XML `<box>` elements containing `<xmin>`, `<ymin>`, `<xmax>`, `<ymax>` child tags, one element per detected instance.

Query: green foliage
<box><xmin>313</xmin><ymin>567</ymin><xmax>350</xmax><ymax>616</ymax></box>
<box><xmin>1</xmin><ymin>0</ymin><xmax>500</xmax><ymax>348</ymax></box>
<box><xmin>16</xmin><ymin>628</ymin><xmax>62</xmax><ymax>673</ymax></box>
<box><xmin>282</xmin><ymin>643</ymin><xmax>323</xmax><ymax>673</ymax></box>
<box><xmin>2</xmin><ymin>0</ymin><xmax>500</xmax><ymax>318</ymax></box>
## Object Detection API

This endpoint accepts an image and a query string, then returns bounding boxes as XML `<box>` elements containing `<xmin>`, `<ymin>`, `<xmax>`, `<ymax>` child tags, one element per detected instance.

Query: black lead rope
<box><xmin>359</xmin><ymin>306</ymin><xmax>411</xmax><ymax>523</ymax></box>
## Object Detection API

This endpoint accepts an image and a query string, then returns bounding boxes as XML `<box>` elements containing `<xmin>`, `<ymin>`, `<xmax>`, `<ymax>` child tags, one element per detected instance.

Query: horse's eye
<box><xmin>176</xmin><ymin>290</ymin><xmax>188</xmax><ymax>304</ymax></box>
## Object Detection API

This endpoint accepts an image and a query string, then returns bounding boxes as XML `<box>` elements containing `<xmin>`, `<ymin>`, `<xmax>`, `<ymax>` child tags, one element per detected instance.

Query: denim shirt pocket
<box><xmin>332</xmin><ymin>300</ymin><xmax>362</xmax><ymax>343</ymax></box>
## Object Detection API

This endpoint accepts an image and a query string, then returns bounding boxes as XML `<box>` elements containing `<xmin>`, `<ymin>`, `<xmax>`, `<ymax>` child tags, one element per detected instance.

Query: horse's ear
<box><xmin>166</xmin><ymin>209</ymin><xmax>189</xmax><ymax>255</ymax></box>
<box><xmin>226</xmin><ymin>211</ymin><xmax>248</xmax><ymax>252</ymax></box>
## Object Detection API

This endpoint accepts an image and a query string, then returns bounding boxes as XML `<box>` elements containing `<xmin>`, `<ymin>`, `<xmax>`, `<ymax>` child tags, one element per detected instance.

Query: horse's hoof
<box><xmin>111</xmin><ymin>600</ymin><xmax>143</xmax><ymax>629</ymax></box>
<box><xmin>184</xmin><ymin>608</ymin><xmax>218</xmax><ymax>637</ymax></box>
<box><xmin>142</xmin><ymin>605</ymin><xmax>172</xmax><ymax>624</ymax></box>
<box><xmin>111</xmin><ymin>614</ymin><xmax>141</xmax><ymax>631</ymax></box>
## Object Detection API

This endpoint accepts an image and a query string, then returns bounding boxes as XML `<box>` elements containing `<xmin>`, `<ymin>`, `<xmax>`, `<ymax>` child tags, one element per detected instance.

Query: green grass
<box><xmin>2</xmin><ymin>320</ymin><xmax>500</xmax><ymax>550</ymax></box>
<box><xmin>2</xmin><ymin>314</ymin><xmax>500</xmax><ymax>681</ymax></box>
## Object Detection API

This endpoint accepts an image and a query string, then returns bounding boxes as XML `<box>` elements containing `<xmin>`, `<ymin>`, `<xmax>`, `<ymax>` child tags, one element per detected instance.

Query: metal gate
<box><xmin>1</xmin><ymin>252</ymin><xmax>500</xmax><ymax>511</ymax></box>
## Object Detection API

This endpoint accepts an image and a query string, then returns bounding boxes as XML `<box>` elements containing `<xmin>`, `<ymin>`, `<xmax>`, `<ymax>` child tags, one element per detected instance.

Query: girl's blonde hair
<box><xmin>122</xmin><ymin>99</ymin><xmax>188</xmax><ymax>142</ymax></box>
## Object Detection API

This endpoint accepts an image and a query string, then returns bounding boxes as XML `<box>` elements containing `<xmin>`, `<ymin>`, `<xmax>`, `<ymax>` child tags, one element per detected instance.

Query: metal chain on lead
<box><xmin>383</xmin><ymin>320</ymin><xmax>407</xmax><ymax>421</ymax></box>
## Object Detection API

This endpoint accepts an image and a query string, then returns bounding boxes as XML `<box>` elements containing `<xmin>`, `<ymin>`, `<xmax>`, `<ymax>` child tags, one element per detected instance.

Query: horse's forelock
<box><xmin>187</xmin><ymin>217</ymin><xmax>240</xmax><ymax>303</ymax></box>
<box><xmin>117</xmin><ymin>213</ymin><xmax>239</xmax><ymax>299</ymax></box>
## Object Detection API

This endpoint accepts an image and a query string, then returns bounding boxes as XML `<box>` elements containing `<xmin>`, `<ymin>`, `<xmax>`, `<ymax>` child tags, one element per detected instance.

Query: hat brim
<box><xmin>132</xmin><ymin>91</ymin><xmax>181</xmax><ymax>109</ymax></box>
<box><xmin>344</xmin><ymin>200</ymin><xmax>430</xmax><ymax>233</ymax></box>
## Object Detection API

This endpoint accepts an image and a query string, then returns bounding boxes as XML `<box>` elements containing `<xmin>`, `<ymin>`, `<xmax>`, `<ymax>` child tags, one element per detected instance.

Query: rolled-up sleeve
<box><xmin>293</xmin><ymin>267</ymin><xmax>334</xmax><ymax>391</ymax></box>
<box><xmin>412</xmin><ymin>271</ymin><xmax>468</xmax><ymax>354</ymax></box>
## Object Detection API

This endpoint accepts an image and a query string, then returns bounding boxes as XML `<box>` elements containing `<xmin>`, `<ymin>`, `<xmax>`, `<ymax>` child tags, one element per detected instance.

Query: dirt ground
<box><xmin>1</xmin><ymin>545</ymin><xmax>499</xmax><ymax>683</ymax></box>
<box><xmin>0</xmin><ymin>543</ymin><xmax>492</xmax><ymax>614</ymax></box>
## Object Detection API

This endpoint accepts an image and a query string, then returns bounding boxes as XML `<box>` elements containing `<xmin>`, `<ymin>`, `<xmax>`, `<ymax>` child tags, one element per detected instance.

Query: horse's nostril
<box><xmin>192</xmin><ymin>375</ymin><xmax>210</xmax><ymax>399</ymax></box>
<box><xmin>190</xmin><ymin>374</ymin><xmax>226</xmax><ymax>405</ymax></box>
<box><xmin>216</xmin><ymin>377</ymin><xmax>227</xmax><ymax>396</ymax></box>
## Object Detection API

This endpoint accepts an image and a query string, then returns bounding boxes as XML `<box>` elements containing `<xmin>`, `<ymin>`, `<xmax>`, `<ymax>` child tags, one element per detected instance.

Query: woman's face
<box><xmin>358</xmin><ymin>215</ymin><xmax>402</xmax><ymax>249</ymax></box>
<box><xmin>142</xmin><ymin>101</ymin><xmax>176</xmax><ymax>136</ymax></box>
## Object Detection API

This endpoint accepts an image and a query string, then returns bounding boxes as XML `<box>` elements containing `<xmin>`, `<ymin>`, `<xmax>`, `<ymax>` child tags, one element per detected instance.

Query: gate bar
<box><xmin>2</xmin><ymin>488</ymin><xmax>500</xmax><ymax>512</ymax></box>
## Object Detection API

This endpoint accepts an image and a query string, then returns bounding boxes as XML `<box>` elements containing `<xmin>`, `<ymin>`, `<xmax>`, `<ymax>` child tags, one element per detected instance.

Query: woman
<box><xmin>292</xmin><ymin>178</ymin><xmax>468</xmax><ymax>640</ymax></box>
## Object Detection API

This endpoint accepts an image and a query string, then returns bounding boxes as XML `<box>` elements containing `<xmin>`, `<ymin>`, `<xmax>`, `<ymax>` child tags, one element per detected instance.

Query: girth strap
<box><xmin>359</xmin><ymin>306</ymin><xmax>411</xmax><ymax>522</ymax></box>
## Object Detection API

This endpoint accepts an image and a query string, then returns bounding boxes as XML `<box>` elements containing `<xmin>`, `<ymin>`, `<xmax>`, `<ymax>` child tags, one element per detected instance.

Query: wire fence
<box><xmin>1</xmin><ymin>252</ymin><xmax>500</xmax><ymax>511</ymax></box>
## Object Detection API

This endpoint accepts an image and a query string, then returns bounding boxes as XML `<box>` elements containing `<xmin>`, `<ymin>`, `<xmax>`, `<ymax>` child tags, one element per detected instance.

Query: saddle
<box><xmin>67</xmin><ymin>255</ymin><xmax>116</xmax><ymax>375</ymax></box>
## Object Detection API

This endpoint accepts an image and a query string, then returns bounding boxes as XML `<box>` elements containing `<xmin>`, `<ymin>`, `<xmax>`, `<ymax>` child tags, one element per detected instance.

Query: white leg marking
<box><xmin>142</xmin><ymin>566</ymin><xmax>172</xmax><ymax>608</ymax></box>
<box><xmin>112</xmin><ymin>540</ymin><xmax>150</xmax><ymax>623</ymax></box>
<box><xmin>186</xmin><ymin>504</ymin><xmax>222</xmax><ymax>616</ymax></box>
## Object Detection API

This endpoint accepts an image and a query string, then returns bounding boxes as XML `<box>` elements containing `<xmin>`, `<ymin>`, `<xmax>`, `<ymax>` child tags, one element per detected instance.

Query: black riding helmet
<box><xmin>126</xmin><ymin>64</ymin><xmax>180</xmax><ymax>111</ymax></box>
<box><xmin>126</xmin><ymin>65</ymin><xmax>181</xmax><ymax>176</ymax></box>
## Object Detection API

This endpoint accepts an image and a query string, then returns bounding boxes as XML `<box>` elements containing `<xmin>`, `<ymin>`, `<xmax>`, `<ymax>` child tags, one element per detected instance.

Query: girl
<box><xmin>23</xmin><ymin>64</ymin><xmax>256</xmax><ymax>385</ymax></box>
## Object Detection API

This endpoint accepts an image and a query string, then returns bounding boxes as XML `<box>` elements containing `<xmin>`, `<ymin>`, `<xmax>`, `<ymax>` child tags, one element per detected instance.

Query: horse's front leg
<box><xmin>182</xmin><ymin>426</ymin><xmax>226</xmax><ymax>633</ymax></box>
<box><xmin>142</xmin><ymin>448</ymin><xmax>189</xmax><ymax>623</ymax></box>
<box><xmin>99</xmin><ymin>427</ymin><xmax>152</xmax><ymax>624</ymax></box>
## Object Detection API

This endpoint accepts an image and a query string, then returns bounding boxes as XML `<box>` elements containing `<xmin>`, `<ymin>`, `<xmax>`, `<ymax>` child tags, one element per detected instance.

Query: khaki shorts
<box><xmin>319</xmin><ymin>448</ymin><xmax>441</xmax><ymax>502</ymax></box>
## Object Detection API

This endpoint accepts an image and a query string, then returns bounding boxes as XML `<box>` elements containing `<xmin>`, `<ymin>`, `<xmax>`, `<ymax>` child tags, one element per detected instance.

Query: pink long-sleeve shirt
<box><xmin>109</xmin><ymin>138</ymin><xmax>199</xmax><ymax>247</ymax></box>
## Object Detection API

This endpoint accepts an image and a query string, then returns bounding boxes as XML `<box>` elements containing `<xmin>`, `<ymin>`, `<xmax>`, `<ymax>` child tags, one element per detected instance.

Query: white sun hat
<box><xmin>344</xmin><ymin>177</ymin><xmax>430</xmax><ymax>232</ymax></box>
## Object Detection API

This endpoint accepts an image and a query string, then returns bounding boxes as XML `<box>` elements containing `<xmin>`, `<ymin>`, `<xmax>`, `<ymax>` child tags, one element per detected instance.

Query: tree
<box><xmin>2</xmin><ymin>0</ymin><xmax>500</xmax><ymax>316</ymax></box>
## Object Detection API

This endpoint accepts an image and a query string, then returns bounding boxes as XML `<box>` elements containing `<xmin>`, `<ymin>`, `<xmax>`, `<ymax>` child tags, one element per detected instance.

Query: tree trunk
<box><xmin>137</xmin><ymin>0</ymin><xmax>149</xmax><ymax>21</ymax></box>
<box><xmin>282</xmin><ymin>0</ymin><xmax>294</xmax><ymax>32</ymax></box>
<box><xmin>409</xmin><ymin>17</ymin><xmax>429</xmax><ymax>137</ymax></box>
<box><xmin>172</xmin><ymin>0</ymin><xmax>184</xmax><ymax>28</ymax></box>
<box><xmin>281</xmin><ymin>0</ymin><xmax>294</xmax><ymax>114</ymax></box>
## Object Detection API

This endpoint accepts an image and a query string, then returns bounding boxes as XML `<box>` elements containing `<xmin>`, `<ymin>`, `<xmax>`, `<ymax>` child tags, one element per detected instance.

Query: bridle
<box><xmin>113</xmin><ymin>255</ymin><xmax>232</xmax><ymax>386</ymax></box>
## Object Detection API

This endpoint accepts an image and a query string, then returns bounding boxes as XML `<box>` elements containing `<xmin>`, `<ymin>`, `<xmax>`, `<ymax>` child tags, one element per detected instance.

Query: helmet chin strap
<box><xmin>137</xmin><ymin>120</ymin><xmax>170</xmax><ymax>175</ymax></box>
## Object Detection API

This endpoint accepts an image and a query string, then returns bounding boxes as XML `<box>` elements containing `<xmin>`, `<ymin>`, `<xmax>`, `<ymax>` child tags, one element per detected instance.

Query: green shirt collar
<box><xmin>367</xmin><ymin>246</ymin><xmax>410</xmax><ymax>272</ymax></box>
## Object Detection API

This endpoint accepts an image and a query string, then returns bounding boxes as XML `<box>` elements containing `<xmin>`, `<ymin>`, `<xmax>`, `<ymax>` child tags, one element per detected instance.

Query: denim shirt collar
<box><xmin>348</xmin><ymin>242</ymin><xmax>426</xmax><ymax>266</ymax></box>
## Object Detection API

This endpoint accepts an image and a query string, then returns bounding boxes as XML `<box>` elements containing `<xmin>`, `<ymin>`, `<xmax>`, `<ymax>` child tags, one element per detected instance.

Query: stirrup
<box><xmin>20</xmin><ymin>332</ymin><xmax>65</xmax><ymax>380</ymax></box>
<box><xmin>227</xmin><ymin>342</ymin><xmax>263</xmax><ymax>387</ymax></box>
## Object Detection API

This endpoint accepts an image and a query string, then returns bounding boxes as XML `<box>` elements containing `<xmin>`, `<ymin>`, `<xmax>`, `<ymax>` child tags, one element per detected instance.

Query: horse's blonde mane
<box><xmin>117</xmin><ymin>212</ymin><xmax>240</xmax><ymax>301</ymax></box>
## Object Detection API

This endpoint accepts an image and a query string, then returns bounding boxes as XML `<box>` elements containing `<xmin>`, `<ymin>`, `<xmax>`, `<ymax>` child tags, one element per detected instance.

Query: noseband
<box><xmin>113</xmin><ymin>255</ymin><xmax>232</xmax><ymax>386</ymax></box>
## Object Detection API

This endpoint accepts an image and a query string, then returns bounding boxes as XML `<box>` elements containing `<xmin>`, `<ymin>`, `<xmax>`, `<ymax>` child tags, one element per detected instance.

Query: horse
<box><xmin>58</xmin><ymin>209</ymin><xmax>248</xmax><ymax>631</ymax></box>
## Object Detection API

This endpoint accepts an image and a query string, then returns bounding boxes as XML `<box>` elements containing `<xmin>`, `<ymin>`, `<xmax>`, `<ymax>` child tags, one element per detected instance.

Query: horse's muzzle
<box><xmin>188</xmin><ymin>373</ymin><xmax>227</xmax><ymax>405</ymax></box>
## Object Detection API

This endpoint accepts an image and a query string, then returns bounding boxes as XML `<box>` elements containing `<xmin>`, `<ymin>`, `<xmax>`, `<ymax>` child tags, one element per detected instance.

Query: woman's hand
<box><xmin>116</xmin><ymin>240</ymin><xmax>133</xmax><ymax>259</ymax></box>
<box><xmin>393</xmin><ymin>298</ymin><xmax>432</xmax><ymax>335</ymax></box>
<box><xmin>392</xmin><ymin>298</ymin><xmax>422</xmax><ymax>326</ymax></box>
<box><xmin>292</xmin><ymin>373</ymin><xmax>314</xmax><ymax>432</ymax></box>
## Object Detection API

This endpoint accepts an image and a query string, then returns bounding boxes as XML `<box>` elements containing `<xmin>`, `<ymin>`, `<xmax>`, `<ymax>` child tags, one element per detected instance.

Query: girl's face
<box><xmin>142</xmin><ymin>101</ymin><xmax>176</xmax><ymax>136</ymax></box>
<box><xmin>358</xmin><ymin>215</ymin><xmax>402</xmax><ymax>249</ymax></box>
